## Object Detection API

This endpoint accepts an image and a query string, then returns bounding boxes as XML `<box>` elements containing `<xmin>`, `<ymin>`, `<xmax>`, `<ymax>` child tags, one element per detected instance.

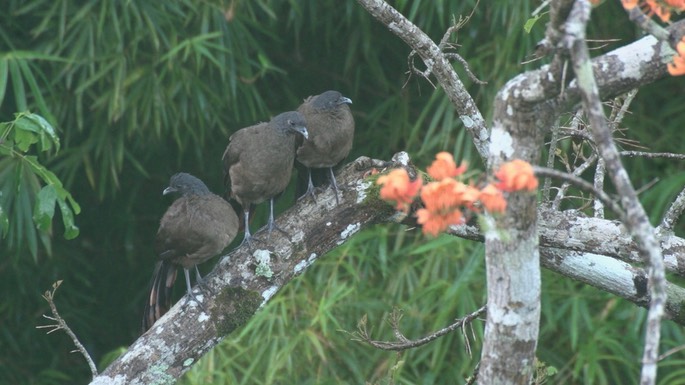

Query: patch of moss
<box><xmin>213</xmin><ymin>286</ymin><xmax>263</xmax><ymax>337</ymax></box>
<box><xmin>358</xmin><ymin>174</ymin><xmax>395</xmax><ymax>216</ymax></box>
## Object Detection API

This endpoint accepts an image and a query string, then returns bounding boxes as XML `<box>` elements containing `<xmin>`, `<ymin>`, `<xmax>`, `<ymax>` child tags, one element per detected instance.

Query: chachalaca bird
<box><xmin>142</xmin><ymin>172</ymin><xmax>239</xmax><ymax>331</ymax></box>
<box><xmin>296</xmin><ymin>90</ymin><xmax>354</xmax><ymax>204</ymax></box>
<box><xmin>223</xmin><ymin>111</ymin><xmax>308</xmax><ymax>246</ymax></box>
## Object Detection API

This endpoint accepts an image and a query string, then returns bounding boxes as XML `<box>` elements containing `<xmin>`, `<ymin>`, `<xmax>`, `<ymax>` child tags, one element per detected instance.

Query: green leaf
<box><xmin>0</xmin><ymin>59</ymin><xmax>8</xmax><ymax>108</ymax></box>
<box><xmin>26</xmin><ymin>113</ymin><xmax>60</xmax><ymax>152</ymax></box>
<box><xmin>57</xmin><ymin>197</ymin><xmax>79</xmax><ymax>240</ymax></box>
<box><xmin>12</xmin><ymin>127</ymin><xmax>38</xmax><ymax>152</ymax></box>
<box><xmin>523</xmin><ymin>14</ymin><xmax>542</xmax><ymax>34</ymax></box>
<box><xmin>8</xmin><ymin>60</ymin><xmax>26</xmax><ymax>111</ymax></box>
<box><xmin>0</xmin><ymin>196</ymin><xmax>8</xmax><ymax>237</ymax></box>
<box><xmin>11</xmin><ymin>113</ymin><xmax>60</xmax><ymax>153</ymax></box>
<box><xmin>33</xmin><ymin>185</ymin><xmax>57</xmax><ymax>231</ymax></box>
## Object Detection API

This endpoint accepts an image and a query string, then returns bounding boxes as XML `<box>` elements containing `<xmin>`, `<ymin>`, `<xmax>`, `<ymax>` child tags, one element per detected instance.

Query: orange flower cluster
<box><xmin>494</xmin><ymin>159</ymin><xmax>539</xmax><ymax>192</ymax></box>
<box><xmin>377</xmin><ymin>168</ymin><xmax>422</xmax><ymax>212</ymax></box>
<box><xmin>622</xmin><ymin>0</ymin><xmax>685</xmax><ymax>22</ymax></box>
<box><xmin>668</xmin><ymin>36</ymin><xmax>685</xmax><ymax>76</ymax></box>
<box><xmin>426</xmin><ymin>152</ymin><xmax>467</xmax><ymax>180</ymax></box>
<box><xmin>376</xmin><ymin>153</ymin><xmax>538</xmax><ymax>237</ymax></box>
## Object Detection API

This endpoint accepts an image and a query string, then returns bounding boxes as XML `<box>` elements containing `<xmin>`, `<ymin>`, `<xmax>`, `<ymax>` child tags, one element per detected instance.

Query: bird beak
<box><xmin>163</xmin><ymin>186</ymin><xmax>177</xmax><ymax>195</ymax></box>
<box><xmin>339</xmin><ymin>97</ymin><xmax>353</xmax><ymax>105</ymax></box>
<box><xmin>297</xmin><ymin>126</ymin><xmax>309</xmax><ymax>140</ymax></box>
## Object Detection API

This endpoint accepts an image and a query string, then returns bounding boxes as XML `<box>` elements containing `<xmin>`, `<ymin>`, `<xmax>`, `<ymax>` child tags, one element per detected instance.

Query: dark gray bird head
<box><xmin>272</xmin><ymin>111</ymin><xmax>309</xmax><ymax>140</ymax></box>
<box><xmin>311</xmin><ymin>90</ymin><xmax>353</xmax><ymax>110</ymax></box>
<box><xmin>163</xmin><ymin>173</ymin><xmax>211</xmax><ymax>196</ymax></box>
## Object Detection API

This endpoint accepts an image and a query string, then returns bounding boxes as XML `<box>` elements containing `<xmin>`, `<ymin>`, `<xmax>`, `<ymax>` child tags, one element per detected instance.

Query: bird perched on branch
<box><xmin>223</xmin><ymin>111</ymin><xmax>309</xmax><ymax>246</ymax></box>
<box><xmin>296</xmin><ymin>90</ymin><xmax>354</xmax><ymax>204</ymax></box>
<box><xmin>142</xmin><ymin>172</ymin><xmax>239</xmax><ymax>331</ymax></box>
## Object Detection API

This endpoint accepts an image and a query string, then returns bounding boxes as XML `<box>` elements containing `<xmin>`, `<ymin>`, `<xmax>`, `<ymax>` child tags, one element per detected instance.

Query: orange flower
<box><xmin>417</xmin><ymin>208</ymin><xmax>463</xmax><ymax>237</ymax></box>
<box><xmin>621</xmin><ymin>0</ymin><xmax>638</xmax><ymax>10</ymax></box>
<box><xmin>664</xmin><ymin>0</ymin><xmax>685</xmax><ymax>9</ymax></box>
<box><xmin>426</xmin><ymin>152</ymin><xmax>467</xmax><ymax>180</ymax></box>
<box><xmin>479</xmin><ymin>184</ymin><xmax>507</xmax><ymax>213</ymax></box>
<box><xmin>495</xmin><ymin>159</ymin><xmax>538</xmax><ymax>192</ymax></box>
<box><xmin>668</xmin><ymin>37</ymin><xmax>685</xmax><ymax>76</ymax></box>
<box><xmin>415</xmin><ymin>179</ymin><xmax>469</xmax><ymax>236</ymax></box>
<box><xmin>377</xmin><ymin>168</ymin><xmax>422</xmax><ymax>212</ymax></box>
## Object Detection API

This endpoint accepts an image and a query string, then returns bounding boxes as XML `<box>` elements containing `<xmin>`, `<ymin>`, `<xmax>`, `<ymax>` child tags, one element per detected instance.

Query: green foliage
<box><xmin>0</xmin><ymin>112</ymin><xmax>79</xmax><ymax>259</ymax></box>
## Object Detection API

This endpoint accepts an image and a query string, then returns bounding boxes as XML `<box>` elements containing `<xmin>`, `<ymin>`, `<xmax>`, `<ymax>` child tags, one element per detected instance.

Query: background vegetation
<box><xmin>1</xmin><ymin>0</ymin><xmax>684</xmax><ymax>384</ymax></box>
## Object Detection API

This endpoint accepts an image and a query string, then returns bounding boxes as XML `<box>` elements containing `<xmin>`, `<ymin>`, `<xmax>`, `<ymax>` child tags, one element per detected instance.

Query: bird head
<box><xmin>273</xmin><ymin>111</ymin><xmax>309</xmax><ymax>140</ymax></box>
<box><xmin>164</xmin><ymin>173</ymin><xmax>211</xmax><ymax>196</ymax></box>
<box><xmin>313</xmin><ymin>90</ymin><xmax>353</xmax><ymax>110</ymax></box>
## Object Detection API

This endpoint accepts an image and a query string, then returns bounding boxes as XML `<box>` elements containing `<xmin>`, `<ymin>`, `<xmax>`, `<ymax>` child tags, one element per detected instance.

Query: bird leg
<box><xmin>266</xmin><ymin>197</ymin><xmax>290</xmax><ymax>240</ymax></box>
<box><xmin>328</xmin><ymin>167</ymin><xmax>343</xmax><ymax>205</ymax></box>
<box><xmin>297</xmin><ymin>168</ymin><xmax>319</xmax><ymax>203</ymax></box>
<box><xmin>238</xmin><ymin>206</ymin><xmax>256</xmax><ymax>249</ymax></box>
<box><xmin>182</xmin><ymin>268</ymin><xmax>206</xmax><ymax>311</ymax></box>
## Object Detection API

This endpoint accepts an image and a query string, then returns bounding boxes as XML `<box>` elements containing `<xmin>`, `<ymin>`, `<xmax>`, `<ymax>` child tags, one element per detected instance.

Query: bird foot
<box><xmin>267</xmin><ymin>221</ymin><xmax>291</xmax><ymax>240</ymax></box>
<box><xmin>182</xmin><ymin>288</ymin><xmax>207</xmax><ymax>312</ymax></box>
<box><xmin>297</xmin><ymin>186</ymin><xmax>326</xmax><ymax>203</ymax></box>
<box><xmin>238</xmin><ymin>234</ymin><xmax>262</xmax><ymax>250</ymax></box>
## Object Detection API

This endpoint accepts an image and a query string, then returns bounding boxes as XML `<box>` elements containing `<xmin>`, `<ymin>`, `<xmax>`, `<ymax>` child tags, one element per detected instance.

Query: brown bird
<box><xmin>296</xmin><ymin>90</ymin><xmax>354</xmax><ymax>204</ymax></box>
<box><xmin>223</xmin><ymin>111</ymin><xmax>309</xmax><ymax>246</ymax></box>
<box><xmin>142</xmin><ymin>172</ymin><xmax>239</xmax><ymax>331</ymax></box>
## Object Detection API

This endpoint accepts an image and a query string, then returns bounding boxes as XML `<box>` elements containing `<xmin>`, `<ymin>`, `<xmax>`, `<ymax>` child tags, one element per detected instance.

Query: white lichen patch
<box><xmin>253</xmin><ymin>249</ymin><xmax>273</xmax><ymax>278</ymax></box>
<box><xmin>294</xmin><ymin>253</ymin><xmax>318</xmax><ymax>274</ymax></box>
<box><xmin>356</xmin><ymin>180</ymin><xmax>373</xmax><ymax>203</ymax></box>
<box><xmin>198</xmin><ymin>312</ymin><xmax>209</xmax><ymax>323</ymax></box>
<box><xmin>609</xmin><ymin>35</ymin><xmax>660</xmax><ymax>80</ymax></box>
<box><xmin>290</xmin><ymin>230</ymin><xmax>305</xmax><ymax>243</ymax></box>
<box><xmin>392</xmin><ymin>151</ymin><xmax>410</xmax><ymax>166</ymax></box>
<box><xmin>340</xmin><ymin>223</ymin><xmax>360</xmax><ymax>239</ymax></box>
<box><xmin>261</xmin><ymin>285</ymin><xmax>279</xmax><ymax>306</ymax></box>
<box><xmin>326</xmin><ymin>222</ymin><xmax>332</xmax><ymax>226</ymax></box>
<box><xmin>183</xmin><ymin>358</ymin><xmax>195</xmax><ymax>367</ymax></box>
<box><xmin>460</xmin><ymin>115</ymin><xmax>474</xmax><ymax>128</ymax></box>
<box><xmin>489</xmin><ymin>126</ymin><xmax>514</xmax><ymax>158</ymax></box>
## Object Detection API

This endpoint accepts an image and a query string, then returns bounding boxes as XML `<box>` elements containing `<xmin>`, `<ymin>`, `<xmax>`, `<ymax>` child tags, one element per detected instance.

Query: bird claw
<box><xmin>238</xmin><ymin>234</ymin><xmax>262</xmax><ymax>250</ymax></box>
<box><xmin>297</xmin><ymin>185</ymin><xmax>325</xmax><ymax>203</ymax></box>
<box><xmin>267</xmin><ymin>221</ymin><xmax>291</xmax><ymax>240</ymax></box>
<box><xmin>182</xmin><ymin>288</ymin><xmax>207</xmax><ymax>312</ymax></box>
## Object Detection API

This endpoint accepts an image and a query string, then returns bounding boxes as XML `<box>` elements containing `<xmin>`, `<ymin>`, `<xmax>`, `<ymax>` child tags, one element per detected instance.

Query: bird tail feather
<box><xmin>142</xmin><ymin>260</ymin><xmax>177</xmax><ymax>332</ymax></box>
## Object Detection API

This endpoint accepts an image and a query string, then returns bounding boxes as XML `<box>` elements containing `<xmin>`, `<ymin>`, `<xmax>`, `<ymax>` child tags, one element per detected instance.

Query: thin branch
<box><xmin>551</xmin><ymin>153</ymin><xmax>598</xmax><ymax>210</ymax></box>
<box><xmin>594</xmin><ymin>157</ymin><xmax>606</xmax><ymax>218</ymax></box>
<box><xmin>37</xmin><ymin>281</ymin><xmax>98</xmax><ymax>379</ymax></box>
<box><xmin>536</xmin><ymin>166</ymin><xmax>624</xmax><ymax>217</ymax></box>
<box><xmin>563</xmin><ymin>2</ymin><xmax>665</xmax><ymax>384</ymax></box>
<box><xmin>620</xmin><ymin>151</ymin><xmax>685</xmax><ymax>160</ymax></box>
<box><xmin>465</xmin><ymin>361</ymin><xmax>481</xmax><ymax>385</ymax></box>
<box><xmin>542</xmin><ymin>118</ymin><xmax>561</xmax><ymax>203</ymax></box>
<box><xmin>352</xmin><ymin>305</ymin><xmax>486</xmax><ymax>351</ymax></box>
<box><xmin>658</xmin><ymin>185</ymin><xmax>685</xmax><ymax>232</ymax></box>
<box><xmin>623</xmin><ymin>2</ymin><xmax>670</xmax><ymax>41</ymax></box>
